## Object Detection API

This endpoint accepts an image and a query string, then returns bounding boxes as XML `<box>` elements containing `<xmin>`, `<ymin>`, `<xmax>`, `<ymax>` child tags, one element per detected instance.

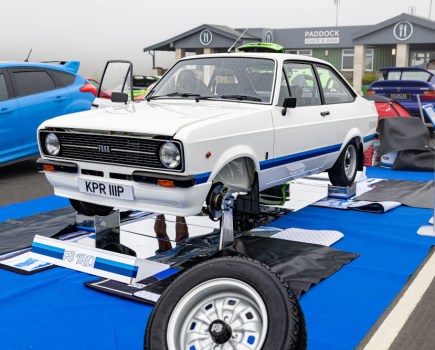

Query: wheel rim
<box><xmin>344</xmin><ymin>144</ymin><xmax>357</xmax><ymax>180</ymax></box>
<box><xmin>167</xmin><ymin>278</ymin><xmax>268</xmax><ymax>350</ymax></box>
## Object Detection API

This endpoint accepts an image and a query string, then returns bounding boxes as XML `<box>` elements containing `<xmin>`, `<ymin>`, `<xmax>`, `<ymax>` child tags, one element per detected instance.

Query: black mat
<box><xmin>0</xmin><ymin>207</ymin><xmax>76</xmax><ymax>255</ymax></box>
<box><xmin>86</xmin><ymin>235</ymin><xmax>359</xmax><ymax>302</ymax></box>
<box><xmin>355</xmin><ymin>180</ymin><xmax>434</xmax><ymax>209</ymax></box>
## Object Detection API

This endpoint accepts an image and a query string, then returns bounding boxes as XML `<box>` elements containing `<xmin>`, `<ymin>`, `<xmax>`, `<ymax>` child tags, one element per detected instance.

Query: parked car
<box><xmin>0</xmin><ymin>61</ymin><xmax>96</xmax><ymax>166</ymax></box>
<box><xmin>37</xmin><ymin>49</ymin><xmax>377</xmax><ymax>218</ymax></box>
<box><xmin>132</xmin><ymin>74</ymin><xmax>160</xmax><ymax>98</ymax></box>
<box><xmin>366</xmin><ymin>67</ymin><xmax>435</xmax><ymax>119</ymax></box>
<box><xmin>87</xmin><ymin>78</ymin><xmax>111</xmax><ymax>99</ymax></box>
<box><xmin>364</xmin><ymin>95</ymin><xmax>413</xmax><ymax>119</ymax></box>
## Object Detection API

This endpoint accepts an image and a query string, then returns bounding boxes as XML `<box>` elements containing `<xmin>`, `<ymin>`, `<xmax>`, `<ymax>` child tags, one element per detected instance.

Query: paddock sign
<box><xmin>305</xmin><ymin>29</ymin><xmax>340</xmax><ymax>44</ymax></box>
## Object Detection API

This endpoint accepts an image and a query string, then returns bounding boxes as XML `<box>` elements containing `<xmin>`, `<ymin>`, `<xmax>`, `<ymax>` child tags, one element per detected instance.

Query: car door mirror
<box><xmin>282</xmin><ymin>97</ymin><xmax>297</xmax><ymax>116</ymax></box>
<box><xmin>111</xmin><ymin>92</ymin><xmax>129</xmax><ymax>104</ymax></box>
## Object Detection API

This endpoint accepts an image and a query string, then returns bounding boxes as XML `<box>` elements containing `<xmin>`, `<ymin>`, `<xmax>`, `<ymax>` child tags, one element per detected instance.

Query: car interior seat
<box><xmin>176</xmin><ymin>70</ymin><xmax>210</xmax><ymax>95</ymax></box>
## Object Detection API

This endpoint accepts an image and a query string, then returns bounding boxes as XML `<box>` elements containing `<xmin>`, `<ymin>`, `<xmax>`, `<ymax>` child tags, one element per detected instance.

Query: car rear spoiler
<box><xmin>41</xmin><ymin>60</ymin><xmax>80</xmax><ymax>73</ymax></box>
<box><xmin>379</xmin><ymin>66</ymin><xmax>434</xmax><ymax>80</ymax></box>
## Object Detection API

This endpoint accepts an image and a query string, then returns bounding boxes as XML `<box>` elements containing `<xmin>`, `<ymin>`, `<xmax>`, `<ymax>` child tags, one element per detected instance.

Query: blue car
<box><xmin>366</xmin><ymin>67</ymin><xmax>435</xmax><ymax>119</ymax></box>
<box><xmin>0</xmin><ymin>61</ymin><xmax>96</xmax><ymax>166</ymax></box>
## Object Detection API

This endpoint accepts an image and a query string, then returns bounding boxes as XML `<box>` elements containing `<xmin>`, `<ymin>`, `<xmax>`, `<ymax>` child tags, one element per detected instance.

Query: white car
<box><xmin>37</xmin><ymin>52</ymin><xmax>378</xmax><ymax>218</ymax></box>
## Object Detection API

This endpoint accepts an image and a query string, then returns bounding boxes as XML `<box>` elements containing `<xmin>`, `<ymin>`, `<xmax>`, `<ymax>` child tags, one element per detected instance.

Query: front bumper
<box><xmin>38</xmin><ymin>158</ymin><xmax>212</xmax><ymax>217</ymax></box>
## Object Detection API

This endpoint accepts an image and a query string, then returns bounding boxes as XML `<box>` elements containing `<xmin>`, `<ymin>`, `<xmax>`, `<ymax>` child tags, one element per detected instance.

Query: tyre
<box><xmin>328</xmin><ymin>140</ymin><xmax>359</xmax><ymax>187</ymax></box>
<box><xmin>69</xmin><ymin>199</ymin><xmax>113</xmax><ymax>216</ymax></box>
<box><xmin>145</xmin><ymin>256</ymin><xmax>307</xmax><ymax>350</ymax></box>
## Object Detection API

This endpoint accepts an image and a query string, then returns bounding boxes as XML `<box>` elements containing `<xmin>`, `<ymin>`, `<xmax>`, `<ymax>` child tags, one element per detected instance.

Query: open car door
<box><xmin>93</xmin><ymin>60</ymin><xmax>134</xmax><ymax>108</ymax></box>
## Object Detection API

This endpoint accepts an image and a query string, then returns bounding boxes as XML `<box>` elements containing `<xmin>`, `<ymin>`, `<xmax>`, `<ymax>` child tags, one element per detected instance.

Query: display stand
<box><xmin>30</xmin><ymin>211</ymin><xmax>170</xmax><ymax>284</ymax></box>
<box><xmin>327</xmin><ymin>183</ymin><xmax>357</xmax><ymax>199</ymax></box>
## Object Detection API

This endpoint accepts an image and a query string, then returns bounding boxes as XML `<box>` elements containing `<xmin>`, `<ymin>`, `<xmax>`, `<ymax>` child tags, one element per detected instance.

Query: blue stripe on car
<box><xmin>31</xmin><ymin>242</ymin><xmax>65</xmax><ymax>260</ymax></box>
<box><xmin>259</xmin><ymin>144</ymin><xmax>342</xmax><ymax>171</ymax></box>
<box><xmin>194</xmin><ymin>172</ymin><xmax>211</xmax><ymax>184</ymax></box>
<box><xmin>363</xmin><ymin>134</ymin><xmax>376</xmax><ymax>143</ymax></box>
<box><xmin>194</xmin><ymin>143</ymin><xmax>348</xmax><ymax>184</ymax></box>
<box><xmin>94</xmin><ymin>257</ymin><xmax>138</xmax><ymax>278</ymax></box>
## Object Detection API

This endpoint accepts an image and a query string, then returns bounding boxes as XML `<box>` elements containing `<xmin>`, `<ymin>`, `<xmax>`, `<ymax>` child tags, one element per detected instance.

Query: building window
<box><xmin>410</xmin><ymin>52</ymin><xmax>435</xmax><ymax>68</ymax></box>
<box><xmin>286</xmin><ymin>49</ymin><xmax>312</xmax><ymax>57</ymax></box>
<box><xmin>341</xmin><ymin>49</ymin><xmax>354</xmax><ymax>71</ymax></box>
<box><xmin>341</xmin><ymin>48</ymin><xmax>374</xmax><ymax>71</ymax></box>
<box><xmin>365</xmin><ymin>48</ymin><xmax>374</xmax><ymax>71</ymax></box>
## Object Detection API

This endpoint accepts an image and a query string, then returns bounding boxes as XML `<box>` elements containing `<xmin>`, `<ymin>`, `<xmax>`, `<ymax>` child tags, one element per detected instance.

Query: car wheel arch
<box><xmin>209</xmin><ymin>155</ymin><xmax>258</xmax><ymax>193</ymax></box>
<box><xmin>339</xmin><ymin>132</ymin><xmax>364</xmax><ymax>172</ymax></box>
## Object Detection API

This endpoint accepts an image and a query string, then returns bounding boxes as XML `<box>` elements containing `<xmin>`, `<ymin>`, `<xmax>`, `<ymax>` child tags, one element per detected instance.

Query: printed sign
<box><xmin>394</xmin><ymin>21</ymin><xmax>413</xmax><ymax>41</ymax></box>
<box><xmin>265</xmin><ymin>31</ymin><xmax>273</xmax><ymax>43</ymax></box>
<box><xmin>305</xmin><ymin>30</ymin><xmax>340</xmax><ymax>45</ymax></box>
<box><xmin>200</xmin><ymin>30</ymin><xmax>213</xmax><ymax>46</ymax></box>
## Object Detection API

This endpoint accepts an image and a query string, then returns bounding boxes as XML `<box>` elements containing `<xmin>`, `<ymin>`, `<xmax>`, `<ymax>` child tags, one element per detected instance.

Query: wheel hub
<box><xmin>167</xmin><ymin>278</ymin><xmax>268</xmax><ymax>350</ymax></box>
<box><xmin>344</xmin><ymin>144</ymin><xmax>357</xmax><ymax>180</ymax></box>
<box><xmin>209</xmin><ymin>319</ymin><xmax>233</xmax><ymax>344</ymax></box>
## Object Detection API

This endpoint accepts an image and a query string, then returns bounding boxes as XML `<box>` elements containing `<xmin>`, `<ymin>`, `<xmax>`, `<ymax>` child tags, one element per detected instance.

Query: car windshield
<box><xmin>149</xmin><ymin>57</ymin><xmax>276</xmax><ymax>103</ymax></box>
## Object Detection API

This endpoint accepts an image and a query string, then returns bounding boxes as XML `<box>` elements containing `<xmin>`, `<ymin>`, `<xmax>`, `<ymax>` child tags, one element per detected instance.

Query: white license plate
<box><xmin>78</xmin><ymin>179</ymin><xmax>134</xmax><ymax>200</ymax></box>
<box><xmin>388</xmin><ymin>93</ymin><xmax>411</xmax><ymax>99</ymax></box>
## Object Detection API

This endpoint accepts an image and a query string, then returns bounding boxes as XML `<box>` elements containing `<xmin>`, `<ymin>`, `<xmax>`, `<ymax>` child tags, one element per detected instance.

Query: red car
<box><xmin>87</xmin><ymin>78</ymin><xmax>111</xmax><ymax>99</ymax></box>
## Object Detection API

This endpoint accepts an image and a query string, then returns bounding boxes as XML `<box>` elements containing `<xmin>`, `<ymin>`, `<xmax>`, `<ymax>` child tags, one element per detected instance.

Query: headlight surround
<box><xmin>159</xmin><ymin>142</ymin><xmax>181</xmax><ymax>169</ymax></box>
<box><xmin>45</xmin><ymin>133</ymin><xmax>61</xmax><ymax>156</ymax></box>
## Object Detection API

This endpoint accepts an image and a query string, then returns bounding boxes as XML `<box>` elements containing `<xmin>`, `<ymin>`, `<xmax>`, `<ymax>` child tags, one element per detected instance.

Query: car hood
<box><xmin>41</xmin><ymin>101</ymin><xmax>260</xmax><ymax>136</ymax></box>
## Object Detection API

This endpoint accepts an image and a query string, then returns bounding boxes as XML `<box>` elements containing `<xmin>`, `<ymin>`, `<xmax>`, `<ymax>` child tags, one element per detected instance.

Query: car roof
<box><xmin>179</xmin><ymin>52</ymin><xmax>331</xmax><ymax>66</ymax></box>
<box><xmin>0</xmin><ymin>61</ymin><xmax>77</xmax><ymax>73</ymax></box>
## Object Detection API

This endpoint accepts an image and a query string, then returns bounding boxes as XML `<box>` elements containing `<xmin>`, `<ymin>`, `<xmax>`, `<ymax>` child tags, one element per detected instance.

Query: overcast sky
<box><xmin>0</xmin><ymin>0</ymin><xmax>433</xmax><ymax>78</ymax></box>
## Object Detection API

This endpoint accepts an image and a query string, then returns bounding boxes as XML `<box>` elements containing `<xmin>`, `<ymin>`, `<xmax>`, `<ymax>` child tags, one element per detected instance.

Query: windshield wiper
<box><xmin>194</xmin><ymin>95</ymin><xmax>220</xmax><ymax>102</ymax></box>
<box><xmin>147</xmin><ymin>92</ymin><xmax>201</xmax><ymax>102</ymax></box>
<box><xmin>220</xmin><ymin>94</ymin><xmax>262</xmax><ymax>102</ymax></box>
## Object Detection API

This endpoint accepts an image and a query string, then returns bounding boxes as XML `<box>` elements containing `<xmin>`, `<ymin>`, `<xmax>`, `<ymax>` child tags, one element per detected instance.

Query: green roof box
<box><xmin>237</xmin><ymin>42</ymin><xmax>285</xmax><ymax>53</ymax></box>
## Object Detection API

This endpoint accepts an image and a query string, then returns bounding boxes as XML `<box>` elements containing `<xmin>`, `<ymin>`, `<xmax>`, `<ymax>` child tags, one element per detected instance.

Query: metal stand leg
<box><xmin>220</xmin><ymin>208</ymin><xmax>234</xmax><ymax>250</ymax></box>
<box><xmin>75</xmin><ymin>210</ymin><xmax>136</xmax><ymax>255</ymax></box>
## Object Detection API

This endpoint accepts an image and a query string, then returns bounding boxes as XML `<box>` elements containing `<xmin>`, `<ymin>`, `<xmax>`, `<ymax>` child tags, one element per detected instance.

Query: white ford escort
<box><xmin>37</xmin><ymin>50</ymin><xmax>377</xmax><ymax>218</ymax></box>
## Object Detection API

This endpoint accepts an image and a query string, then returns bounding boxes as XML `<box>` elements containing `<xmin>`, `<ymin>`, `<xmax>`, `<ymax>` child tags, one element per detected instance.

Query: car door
<box><xmin>9</xmin><ymin>67</ymin><xmax>71</xmax><ymax>157</ymax></box>
<box><xmin>267</xmin><ymin>61</ymin><xmax>332</xmax><ymax>186</ymax></box>
<box><xmin>0</xmin><ymin>69</ymin><xmax>22</xmax><ymax>164</ymax></box>
<box><xmin>94</xmin><ymin>61</ymin><xmax>133</xmax><ymax>108</ymax></box>
<box><xmin>314</xmin><ymin>65</ymin><xmax>360</xmax><ymax>168</ymax></box>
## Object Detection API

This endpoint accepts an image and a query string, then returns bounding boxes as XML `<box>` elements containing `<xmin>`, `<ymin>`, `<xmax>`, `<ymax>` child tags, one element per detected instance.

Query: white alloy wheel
<box><xmin>344</xmin><ymin>143</ymin><xmax>357</xmax><ymax>181</ymax></box>
<box><xmin>167</xmin><ymin>278</ymin><xmax>268</xmax><ymax>350</ymax></box>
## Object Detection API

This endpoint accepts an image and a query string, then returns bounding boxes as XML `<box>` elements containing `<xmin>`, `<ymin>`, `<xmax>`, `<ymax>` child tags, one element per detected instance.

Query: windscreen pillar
<box><xmin>395</xmin><ymin>44</ymin><xmax>410</xmax><ymax>67</ymax></box>
<box><xmin>203</xmin><ymin>48</ymin><xmax>215</xmax><ymax>84</ymax></box>
<box><xmin>352</xmin><ymin>44</ymin><xmax>366</xmax><ymax>94</ymax></box>
<box><xmin>176</xmin><ymin>48</ymin><xmax>186</xmax><ymax>61</ymax></box>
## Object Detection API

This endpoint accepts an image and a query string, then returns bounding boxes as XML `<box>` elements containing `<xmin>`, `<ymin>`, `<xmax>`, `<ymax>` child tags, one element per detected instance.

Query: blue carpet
<box><xmin>0</xmin><ymin>167</ymin><xmax>434</xmax><ymax>349</ymax></box>
<box><xmin>0</xmin><ymin>195</ymin><xmax>69</xmax><ymax>221</ymax></box>
<box><xmin>268</xmin><ymin>167</ymin><xmax>435</xmax><ymax>349</ymax></box>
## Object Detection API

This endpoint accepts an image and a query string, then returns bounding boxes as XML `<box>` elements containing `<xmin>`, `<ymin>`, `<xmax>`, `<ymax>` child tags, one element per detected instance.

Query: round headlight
<box><xmin>159</xmin><ymin>142</ymin><xmax>181</xmax><ymax>169</ymax></box>
<box><xmin>45</xmin><ymin>133</ymin><xmax>60</xmax><ymax>156</ymax></box>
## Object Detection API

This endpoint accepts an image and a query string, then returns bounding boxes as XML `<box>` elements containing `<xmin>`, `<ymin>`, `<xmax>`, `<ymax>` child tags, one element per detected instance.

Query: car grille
<box><xmin>40</xmin><ymin>131</ymin><xmax>183</xmax><ymax>171</ymax></box>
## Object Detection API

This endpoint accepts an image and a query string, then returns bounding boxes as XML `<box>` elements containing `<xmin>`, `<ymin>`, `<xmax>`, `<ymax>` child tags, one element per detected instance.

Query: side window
<box><xmin>0</xmin><ymin>74</ymin><xmax>9</xmax><ymax>102</ymax></box>
<box><xmin>316</xmin><ymin>66</ymin><xmax>355</xmax><ymax>104</ymax></box>
<box><xmin>280</xmin><ymin>62</ymin><xmax>321</xmax><ymax>107</ymax></box>
<box><xmin>13</xmin><ymin>70</ymin><xmax>56</xmax><ymax>97</ymax></box>
<box><xmin>51</xmin><ymin>70</ymin><xmax>75</xmax><ymax>86</ymax></box>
